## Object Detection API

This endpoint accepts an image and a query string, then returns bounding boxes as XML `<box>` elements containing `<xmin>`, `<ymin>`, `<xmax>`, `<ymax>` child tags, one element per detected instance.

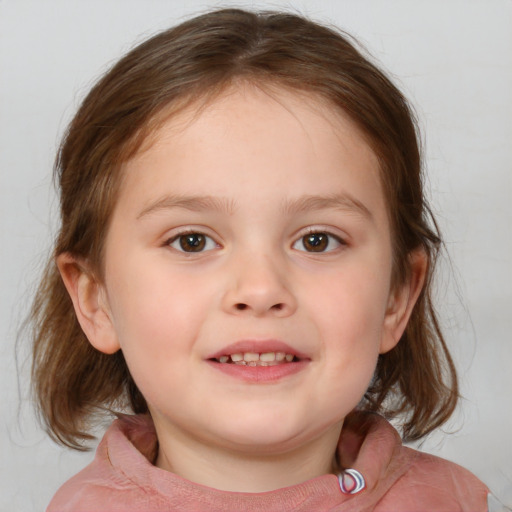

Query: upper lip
<box><xmin>207</xmin><ymin>339</ymin><xmax>310</xmax><ymax>361</ymax></box>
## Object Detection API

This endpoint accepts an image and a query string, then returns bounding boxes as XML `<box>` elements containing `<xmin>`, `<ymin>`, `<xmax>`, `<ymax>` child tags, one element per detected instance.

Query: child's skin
<box><xmin>58</xmin><ymin>84</ymin><xmax>426</xmax><ymax>493</ymax></box>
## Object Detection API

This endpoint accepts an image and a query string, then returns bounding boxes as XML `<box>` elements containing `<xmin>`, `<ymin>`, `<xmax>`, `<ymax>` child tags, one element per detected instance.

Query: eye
<box><xmin>293</xmin><ymin>231</ymin><xmax>344</xmax><ymax>253</ymax></box>
<box><xmin>168</xmin><ymin>232</ymin><xmax>218</xmax><ymax>253</ymax></box>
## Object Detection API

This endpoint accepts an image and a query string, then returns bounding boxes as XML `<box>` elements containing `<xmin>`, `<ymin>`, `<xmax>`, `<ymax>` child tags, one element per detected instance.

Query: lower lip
<box><xmin>206</xmin><ymin>360</ymin><xmax>309</xmax><ymax>383</ymax></box>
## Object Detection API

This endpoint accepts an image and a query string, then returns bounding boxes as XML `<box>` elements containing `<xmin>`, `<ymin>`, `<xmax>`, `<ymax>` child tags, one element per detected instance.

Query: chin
<box><xmin>222</xmin><ymin>430</ymin><xmax>304</xmax><ymax>454</ymax></box>
<box><xmin>209</xmin><ymin>412</ymin><xmax>327</xmax><ymax>455</ymax></box>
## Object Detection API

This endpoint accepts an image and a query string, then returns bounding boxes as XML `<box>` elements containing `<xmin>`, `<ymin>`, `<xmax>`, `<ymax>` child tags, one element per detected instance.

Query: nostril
<box><xmin>233</xmin><ymin>302</ymin><xmax>286</xmax><ymax>313</ymax></box>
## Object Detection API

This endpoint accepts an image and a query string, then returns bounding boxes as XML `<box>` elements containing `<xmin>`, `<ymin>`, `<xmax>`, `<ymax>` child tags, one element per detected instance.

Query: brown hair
<box><xmin>30</xmin><ymin>8</ymin><xmax>458</xmax><ymax>449</ymax></box>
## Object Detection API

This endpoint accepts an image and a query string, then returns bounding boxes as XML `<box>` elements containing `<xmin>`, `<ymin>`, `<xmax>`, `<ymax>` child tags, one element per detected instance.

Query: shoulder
<box><xmin>46</xmin><ymin>444</ymin><xmax>141</xmax><ymax>512</ymax></box>
<box><xmin>378</xmin><ymin>447</ymin><xmax>490</xmax><ymax>512</ymax></box>
<box><xmin>46</xmin><ymin>415</ymin><xmax>162</xmax><ymax>512</ymax></box>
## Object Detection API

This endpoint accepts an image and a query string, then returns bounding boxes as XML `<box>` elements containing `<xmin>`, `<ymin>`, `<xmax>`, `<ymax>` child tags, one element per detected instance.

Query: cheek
<box><xmin>105</xmin><ymin>280</ymin><xmax>199</xmax><ymax>410</ymax></box>
<box><xmin>309</xmin><ymin>265</ymin><xmax>390</xmax><ymax>340</ymax></box>
<box><xmin>104</xmin><ymin>256</ymin><xmax>225</xmax><ymax>374</ymax></box>
<box><xmin>107</xmin><ymin>251</ymin><xmax>207</xmax><ymax>332</ymax></box>
<box><xmin>303</xmin><ymin>261</ymin><xmax>390</xmax><ymax>396</ymax></box>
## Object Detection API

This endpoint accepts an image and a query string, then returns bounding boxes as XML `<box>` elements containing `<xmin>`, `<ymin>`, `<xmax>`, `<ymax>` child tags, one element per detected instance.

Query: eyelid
<box><xmin>164</xmin><ymin>227</ymin><xmax>221</xmax><ymax>253</ymax></box>
<box><xmin>292</xmin><ymin>227</ymin><xmax>348</xmax><ymax>253</ymax></box>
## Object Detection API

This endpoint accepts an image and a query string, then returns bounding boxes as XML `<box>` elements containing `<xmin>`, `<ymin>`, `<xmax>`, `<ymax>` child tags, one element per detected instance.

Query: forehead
<box><xmin>130</xmin><ymin>81</ymin><xmax>379</xmax><ymax>166</ymax></box>
<box><xmin>116</xmin><ymin>84</ymin><xmax>387</xmax><ymax>223</ymax></box>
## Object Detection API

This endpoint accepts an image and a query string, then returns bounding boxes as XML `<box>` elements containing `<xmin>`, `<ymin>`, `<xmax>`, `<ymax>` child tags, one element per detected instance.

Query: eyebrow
<box><xmin>280</xmin><ymin>194</ymin><xmax>373</xmax><ymax>221</ymax></box>
<box><xmin>137</xmin><ymin>194</ymin><xmax>236</xmax><ymax>219</ymax></box>
<box><xmin>137</xmin><ymin>192</ymin><xmax>372</xmax><ymax>221</ymax></box>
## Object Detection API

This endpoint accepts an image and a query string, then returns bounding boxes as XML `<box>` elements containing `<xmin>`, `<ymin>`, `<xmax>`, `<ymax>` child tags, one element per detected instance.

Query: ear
<box><xmin>380</xmin><ymin>249</ymin><xmax>428</xmax><ymax>354</ymax></box>
<box><xmin>56</xmin><ymin>253</ymin><xmax>121</xmax><ymax>354</ymax></box>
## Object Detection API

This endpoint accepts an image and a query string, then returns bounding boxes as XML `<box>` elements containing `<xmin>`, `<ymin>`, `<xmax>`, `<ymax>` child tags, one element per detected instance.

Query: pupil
<box><xmin>180</xmin><ymin>234</ymin><xmax>205</xmax><ymax>252</ymax></box>
<box><xmin>304</xmin><ymin>233</ymin><xmax>328</xmax><ymax>252</ymax></box>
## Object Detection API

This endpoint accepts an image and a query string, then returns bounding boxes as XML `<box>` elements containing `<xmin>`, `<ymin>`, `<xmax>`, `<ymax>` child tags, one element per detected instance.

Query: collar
<box><xmin>101</xmin><ymin>411</ymin><xmax>410</xmax><ymax>510</ymax></box>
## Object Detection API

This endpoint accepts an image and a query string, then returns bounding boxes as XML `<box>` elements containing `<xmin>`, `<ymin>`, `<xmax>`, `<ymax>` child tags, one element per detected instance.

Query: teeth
<box><xmin>243</xmin><ymin>352</ymin><xmax>259</xmax><ymax>362</ymax></box>
<box><xmin>216</xmin><ymin>352</ymin><xmax>296</xmax><ymax>364</ymax></box>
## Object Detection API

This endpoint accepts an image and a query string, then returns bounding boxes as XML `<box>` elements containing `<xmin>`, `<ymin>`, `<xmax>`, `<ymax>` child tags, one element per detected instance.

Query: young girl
<box><xmin>30</xmin><ymin>8</ymin><xmax>493</xmax><ymax>511</ymax></box>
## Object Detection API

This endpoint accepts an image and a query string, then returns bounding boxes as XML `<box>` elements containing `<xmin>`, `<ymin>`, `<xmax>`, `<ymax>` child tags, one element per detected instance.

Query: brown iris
<box><xmin>179</xmin><ymin>233</ymin><xmax>206</xmax><ymax>252</ymax></box>
<box><xmin>302</xmin><ymin>232</ymin><xmax>329</xmax><ymax>252</ymax></box>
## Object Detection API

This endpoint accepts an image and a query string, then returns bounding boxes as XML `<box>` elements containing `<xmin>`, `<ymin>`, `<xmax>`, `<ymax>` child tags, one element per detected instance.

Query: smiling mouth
<box><xmin>211</xmin><ymin>352</ymin><xmax>299</xmax><ymax>366</ymax></box>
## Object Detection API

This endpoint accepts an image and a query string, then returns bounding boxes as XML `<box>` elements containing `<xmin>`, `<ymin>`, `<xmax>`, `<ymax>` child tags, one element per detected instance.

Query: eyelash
<box><xmin>165</xmin><ymin>230</ymin><xmax>219</xmax><ymax>253</ymax></box>
<box><xmin>165</xmin><ymin>228</ymin><xmax>346</xmax><ymax>254</ymax></box>
<box><xmin>292</xmin><ymin>229</ymin><xmax>346</xmax><ymax>253</ymax></box>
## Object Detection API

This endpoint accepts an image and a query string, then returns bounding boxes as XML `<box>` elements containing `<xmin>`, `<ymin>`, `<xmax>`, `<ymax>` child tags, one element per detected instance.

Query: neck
<box><xmin>154</xmin><ymin>422</ymin><xmax>343</xmax><ymax>493</ymax></box>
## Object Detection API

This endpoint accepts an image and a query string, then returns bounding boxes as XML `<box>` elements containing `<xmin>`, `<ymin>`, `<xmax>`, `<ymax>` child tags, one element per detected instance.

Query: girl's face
<box><xmin>73</xmin><ymin>85</ymin><xmax>419</xmax><ymax>464</ymax></box>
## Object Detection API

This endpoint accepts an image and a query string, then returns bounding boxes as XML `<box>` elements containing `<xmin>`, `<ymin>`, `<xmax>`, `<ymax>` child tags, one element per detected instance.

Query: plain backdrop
<box><xmin>1</xmin><ymin>0</ymin><xmax>511</xmax><ymax>510</ymax></box>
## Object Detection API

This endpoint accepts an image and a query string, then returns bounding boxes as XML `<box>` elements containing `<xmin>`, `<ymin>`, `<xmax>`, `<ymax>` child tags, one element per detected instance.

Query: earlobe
<box><xmin>57</xmin><ymin>253</ymin><xmax>121</xmax><ymax>354</ymax></box>
<box><xmin>380</xmin><ymin>249</ymin><xmax>428</xmax><ymax>354</ymax></box>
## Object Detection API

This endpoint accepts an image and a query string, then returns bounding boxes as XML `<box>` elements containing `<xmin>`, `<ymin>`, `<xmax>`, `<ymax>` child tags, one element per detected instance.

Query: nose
<box><xmin>221</xmin><ymin>251</ymin><xmax>297</xmax><ymax>318</ymax></box>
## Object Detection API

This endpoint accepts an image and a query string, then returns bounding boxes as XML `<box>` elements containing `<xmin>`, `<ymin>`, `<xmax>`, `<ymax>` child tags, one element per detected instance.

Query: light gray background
<box><xmin>1</xmin><ymin>0</ymin><xmax>511</xmax><ymax>510</ymax></box>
